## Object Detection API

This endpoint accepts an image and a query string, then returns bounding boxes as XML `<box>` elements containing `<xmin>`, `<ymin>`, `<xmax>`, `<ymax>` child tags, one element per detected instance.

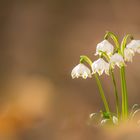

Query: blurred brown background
<box><xmin>0</xmin><ymin>0</ymin><xmax>140</xmax><ymax>139</ymax></box>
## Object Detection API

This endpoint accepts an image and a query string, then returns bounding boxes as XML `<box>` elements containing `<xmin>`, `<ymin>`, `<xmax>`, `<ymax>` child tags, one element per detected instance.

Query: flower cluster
<box><xmin>71</xmin><ymin>37</ymin><xmax>140</xmax><ymax>79</ymax></box>
<box><xmin>71</xmin><ymin>31</ymin><xmax>140</xmax><ymax>125</ymax></box>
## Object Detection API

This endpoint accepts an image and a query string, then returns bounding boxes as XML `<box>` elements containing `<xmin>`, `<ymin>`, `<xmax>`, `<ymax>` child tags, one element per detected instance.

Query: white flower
<box><xmin>89</xmin><ymin>113</ymin><xmax>97</xmax><ymax>119</ymax></box>
<box><xmin>126</xmin><ymin>40</ymin><xmax>140</xmax><ymax>53</ymax></box>
<box><xmin>110</xmin><ymin>53</ymin><xmax>125</xmax><ymax>68</ymax></box>
<box><xmin>71</xmin><ymin>63</ymin><xmax>92</xmax><ymax>79</ymax></box>
<box><xmin>112</xmin><ymin>116</ymin><xmax>118</xmax><ymax>125</ymax></box>
<box><xmin>91</xmin><ymin>58</ymin><xmax>109</xmax><ymax>76</ymax></box>
<box><xmin>95</xmin><ymin>40</ymin><xmax>114</xmax><ymax>56</ymax></box>
<box><xmin>124</xmin><ymin>48</ymin><xmax>135</xmax><ymax>62</ymax></box>
<box><xmin>100</xmin><ymin>119</ymin><xmax>110</xmax><ymax>125</ymax></box>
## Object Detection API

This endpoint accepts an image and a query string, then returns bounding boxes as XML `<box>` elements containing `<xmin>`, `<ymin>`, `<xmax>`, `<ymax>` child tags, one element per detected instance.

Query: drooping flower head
<box><xmin>124</xmin><ymin>48</ymin><xmax>135</xmax><ymax>62</ymax></box>
<box><xmin>71</xmin><ymin>63</ymin><xmax>92</xmax><ymax>79</ymax></box>
<box><xmin>126</xmin><ymin>40</ymin><xmax>140</xmax><ymax>53</ymax></box>
<box><xmin>95</xmin><ymin>40</ymin><xmax>114</xmax><ymax>56</ymax></box>
<box><xmin>91</xmin><ymin>58</ymin><xmax>110</xmax><ymax>76</ymax></box>
<box><xmin>112</xmin><ymin>116</ymin><xmax>118</xmax><ymax>125</ymax></box>
<box><xmin>110</xmin><ymin>53</ymin><xmax>125</xmax><ymax>68</ymax></box>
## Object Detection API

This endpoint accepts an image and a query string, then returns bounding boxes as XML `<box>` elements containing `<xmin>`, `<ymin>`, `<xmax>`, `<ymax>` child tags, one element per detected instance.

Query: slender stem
<box><xmin>120</xmin><ymin>34</ymin><xmax>132</xmax><ymax>120</ymax></box>
<box><xmin>123</xmin><ymin>66</ymin><xmax>128</xmax><ymax>118</ymax></box>
<box><xmin>104</xmin><ymin>31</ymin><xmax>120</xmax><ymax>51</ymax></box>
<box><xmin>110</xmin><ymin>69</ymin><xmax>120</xmax><ymax>119</ymax></box>
<box><xmin>120</xmin><ymin>67</ymin><xmax>125</xmax><ymax>120</ymax></box>
<box><xmin>121</xmin><ymin>34</ymin><xmax>133</xmax><ymax>55</ymax></box>
<box><xmin>80</xmin><ymin>55</ymin><xmax>111</xmax><ymax>118</ymax></box>
<box><xmin>94</xmin><ymin>74</ymin><xmax>110</xmax><ymax>113</ymax></box>
<box><xmin>120</xmin><ymin>66</ymin><xmax>128</xmax><ymax>120</ymax></box>
<box><xmin>100</xmin><ymin>51</ymin><xmax>120</xmax><ymax>119</ymax></box>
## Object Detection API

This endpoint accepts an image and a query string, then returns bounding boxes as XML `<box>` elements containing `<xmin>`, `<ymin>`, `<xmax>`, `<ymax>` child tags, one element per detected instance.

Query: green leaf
<box><xmin>102</xmin><ymin>111</ymin><xmax>110</xmax><ymax>119</ymax></box>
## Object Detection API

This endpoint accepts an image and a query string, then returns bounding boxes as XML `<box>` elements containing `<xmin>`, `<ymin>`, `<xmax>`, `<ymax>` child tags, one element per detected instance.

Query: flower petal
<box><xmin>92</xmin><ymin>58</ymin><xmax>110</xmax><ymax>76</ymax></box>
<box><xmin>95</xmin><ymin>40</ymin><xmax>114</xmax><ymax>56</ymax></box>
<box><xmin>110</xmin><ymin>53</ymin><xmax>125</xmax><ymax>68</ymax></box>
<box><xmin>71</xmin><ymin>63</ymin><xmax>92</xmax><ymax>79</ymax></box>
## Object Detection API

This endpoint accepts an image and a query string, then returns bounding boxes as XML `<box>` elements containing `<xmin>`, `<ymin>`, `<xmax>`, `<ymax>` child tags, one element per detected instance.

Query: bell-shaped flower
<box><xmin>71</xmin><ymin>63</ymin><xmax>92</xmax><ymax>79</ymax></box>
<box><xmin>95</xmin><ymin>40</ymin><xmax>114</xmax><ymax>56</ymax></box>
<box><xmin>100</xmin><ymin>119</ymin><xmax>110</xmax><ymax>125</ymax></box>
<box><xmin>124</xmin><ymin>48</ymin><xmax>135</xmax><ymax>62</ymax></box>
<box><xmin>112</xmin><ymin>116</ymin><xmax>118</xmax><ymax>125</ymax></box>
<box><xmin>126</xmin><ymin>40</ymin><xmax>140</xmax><ymax>53</ymax></box>
<box><xmin>110</xmin><ymin>53</ymin><xmax>125</xmax><ymax>68</ymax></box>
<box><xmin>91</xmin><ymin>58</ymin><xmax>109</xmax><ymax>76</ymax></box>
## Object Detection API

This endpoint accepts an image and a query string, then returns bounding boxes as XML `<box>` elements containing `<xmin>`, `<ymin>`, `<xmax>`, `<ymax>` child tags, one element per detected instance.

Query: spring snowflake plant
<box><xmin>71</xmin><ymin>31</ymin><xmax>140</xmax><ymax>126</ymax></box>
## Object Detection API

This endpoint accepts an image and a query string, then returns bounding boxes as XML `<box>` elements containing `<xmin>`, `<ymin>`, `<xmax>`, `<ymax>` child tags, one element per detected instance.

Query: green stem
<box><xmin>110</xmin><ymin>69</ymin><xmax>120</xmax><ymax>119</ymax></box>
<box><xmin>120</xmin><ymin>34</ymin><xmax>132</xmax><ymax>120</ymax></box>
<box><xmin>104</xmin><ymin>31</ymin><xmax>120</xmax><ymax>51</ymax></box>
<box><xmin>121</xmin><ymin>34</ymin><xmax>133</xmax><ymax>55</ymax></box>
<box><xmin>94</xmin><ymin>73</ymin><xmax>110</xmax><ymax>113</ymax></box>
<box><xmin>99</xmin><ymin>51</ymin><xmax>120</xmax><ymax>119</ymax></box>
<box><xmin>123</xmin><ymin>67</ymin><xmax>128</xmax><ymax>118</ymax></box>
<box><xmin>120</xmin><ymin>68</ymin><xmax>125</xmax><ymax>120</ymax></box>
<box><xmin>120</xmin><ymin>66</ymin><xmax>128</xmax><ymax>120</ymax></box>
<box><xmin>80</xmin><ymin>55</ymin><xmax>111</xmax><ymax>114</ymax></box>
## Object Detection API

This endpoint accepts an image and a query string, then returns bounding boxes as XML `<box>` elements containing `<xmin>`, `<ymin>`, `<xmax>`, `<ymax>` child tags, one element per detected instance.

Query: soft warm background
<box><xmin>0</xmin><ymin>0</ymin><xmax>140</xmax><ymax>139</ymax></box>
